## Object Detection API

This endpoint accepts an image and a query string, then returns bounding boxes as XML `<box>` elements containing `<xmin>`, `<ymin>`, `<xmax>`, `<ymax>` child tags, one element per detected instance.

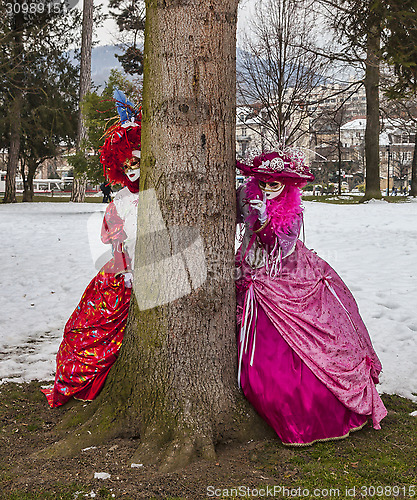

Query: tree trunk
<box><xmin>70</xmin><ymin>173</ymin><xmax>88</xmax><ymax>202</ymax></box>
<box><xmin>362</xmin><ymin>29</ymin><xmax>382</xmax><ymax>201</ymax></box>
<box><xmin>22</xmin><ymin>161</ymin><xmax>36</xmax><ymax>202</ymax></box>
<box><xmin>337</xmin><ymin>129</ymin><xmax>342</xmax><ymax>196</ymax></box>
<box><xmin>3</xmin><ymin>93</ymin><xmax>22</xmax><ymax>204</ymax></box>
<box><xmin>42</xmin><ymin>0</ymin><xmax>272</xmax><ymax>471</ymax></box>
<box><xmin>3</xmin><ymin>11</ymin><xmax>24</xmax><ymax>204</ymax></box>
<box><xmin>409</xmin><ymin>129</ymin><xmax>417</xmax><ymax>197</ymax></box>
<box><xmin>71</xmin><ymin>0</ymin><xmax>93</xmax><ymax>203</ymax></box>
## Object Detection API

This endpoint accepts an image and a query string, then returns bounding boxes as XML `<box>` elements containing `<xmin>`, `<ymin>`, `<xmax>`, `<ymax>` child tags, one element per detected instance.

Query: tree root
<box><xmin>131</xmin><ymin>430</ymin><xmax>217</xmax><ymax>473</ymax></box>
<box><xmin>34</xmin><ymin>396</ymin><xmax>130</xmax><ymax>460</ymax></box>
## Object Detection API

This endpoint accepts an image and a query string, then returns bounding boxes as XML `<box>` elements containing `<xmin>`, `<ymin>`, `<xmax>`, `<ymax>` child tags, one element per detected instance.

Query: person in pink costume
<box><xmin>235</xmin><ymin>148</ymin><xmax>387</xmax><ymax>446</ymax></box>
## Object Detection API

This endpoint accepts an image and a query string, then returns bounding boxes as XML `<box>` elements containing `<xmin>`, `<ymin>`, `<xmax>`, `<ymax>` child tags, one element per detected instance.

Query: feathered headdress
<box><xmin>99</xmin><ymin>89</ymin><xmax>142</xmax><ymax>189</ymax></box>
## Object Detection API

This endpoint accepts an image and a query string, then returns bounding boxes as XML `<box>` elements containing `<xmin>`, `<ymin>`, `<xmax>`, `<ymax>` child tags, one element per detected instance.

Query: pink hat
<box><xmin>237</xmin><ymin>148</ymin><xmax>314</xmax><ymax>186</ymax></box>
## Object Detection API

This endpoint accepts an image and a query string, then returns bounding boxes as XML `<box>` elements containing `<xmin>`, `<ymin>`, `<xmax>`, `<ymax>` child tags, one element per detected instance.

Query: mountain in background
<box><xmin>87</xmin><ymin>45</ymin><xmax>327</xmax><ymax>94</ymax></box>
<box><xmin>90</xmin><ymin>45</ymin><xmax>247</xmax><ymax>89</ymax></box>
<box><xmin>68</xmin><ymin>45</ymin><xmax>127</xmax><ymax>88</ymax></box>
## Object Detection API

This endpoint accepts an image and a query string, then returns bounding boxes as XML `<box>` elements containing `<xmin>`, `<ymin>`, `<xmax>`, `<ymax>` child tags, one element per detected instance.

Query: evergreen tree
<box><xmin>0</xmin><ymin>0</ymin><xmax>80</xmax><ymax>203</ymax></box>
<box><xmin>381</xmin><ymin>0</ymin><xmax>417</xmax><ymax>196</ymax></box>
<box><xmin>109</xmin><ymin>0</ymin><xmax>145</xmax><ymax>76</ymax></box>
<box><xmin>20</xmin><ymin>67</ymin><xmax>78</xmax><ymax>201</ymax></box>
<box><xmin>70</xmin><ymin>69</ymin><xmax>141</xmax><ymax>185</ymax></box>
<box><xmin>316</xmin><ymin>0</ymin><xmax>417</xmax><ymax>199</ymax></box>
<box><xmin>382</xmin><ymin>0</ymin><xmax>417</xmax><ymax>95</ymax></box>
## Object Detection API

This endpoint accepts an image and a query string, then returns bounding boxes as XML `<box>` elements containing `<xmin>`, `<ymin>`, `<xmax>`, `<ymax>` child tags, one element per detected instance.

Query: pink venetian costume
<box><xmin>236</xmin><ymin>150</ymin><xmax>387</xmax><ymax>446</ymax></box>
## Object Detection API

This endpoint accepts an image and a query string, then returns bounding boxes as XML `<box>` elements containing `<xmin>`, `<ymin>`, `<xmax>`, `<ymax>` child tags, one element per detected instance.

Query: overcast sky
<box><xmin>84</xmin><ymin>0</ymin><xmax>255</xmax><ymax>47</ymax></box>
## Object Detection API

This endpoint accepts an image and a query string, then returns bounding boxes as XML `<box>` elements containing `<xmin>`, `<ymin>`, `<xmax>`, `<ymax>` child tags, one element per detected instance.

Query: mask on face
<box><xmin>259</xmin><ymin>180</ymin><xmax>285</xmax><ymax>199</ymax></box>
<box><xmin>124</xmin><ymin>150</ymin><xmax>141</xmax><ymax>182</ymax></box>
<box><xmin>126</xmin><ymin>168</ymin><xmax>140</xmax><ymax>182</ymax></box>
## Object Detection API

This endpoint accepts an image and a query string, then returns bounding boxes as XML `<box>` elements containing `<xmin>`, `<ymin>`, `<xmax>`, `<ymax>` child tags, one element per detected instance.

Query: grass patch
<box><xmin>239</xmin><ymin>394</ymin><xmax>417</xmax><ymax>500</ymax></box>
<box><xmin>0</xmin><ymin>485</ymin><xmax>116</xmax><ymax>499</ymax></box>
<box><xmin>302</xmin><ymin>194</ymin><xmax>362</xmax><ymax>204</ymax></box>
<box><xmin>0</xmin><ymin>383</ymin><xmax>415</xmax><ymax>499</ymax></box>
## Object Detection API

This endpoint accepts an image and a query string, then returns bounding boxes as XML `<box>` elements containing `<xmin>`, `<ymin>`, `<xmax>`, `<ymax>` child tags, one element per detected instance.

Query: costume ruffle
<box><xmin>236</xmin><ymin>183</ymin><xmax>387</xmax><ymax>445</ymax></box>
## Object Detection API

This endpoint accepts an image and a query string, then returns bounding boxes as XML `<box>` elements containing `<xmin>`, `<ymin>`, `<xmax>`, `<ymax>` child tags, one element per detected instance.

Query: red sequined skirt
<box><xmin>42</xmin><ymin>270</ymin><xmax>131</xmax><ymax>408</ymax></box>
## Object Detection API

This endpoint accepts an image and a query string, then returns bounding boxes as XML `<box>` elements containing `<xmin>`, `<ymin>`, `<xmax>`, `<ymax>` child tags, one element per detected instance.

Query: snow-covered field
<box><xmin>1</xmin><ymin>199</ymin><xmax>416</xmax><ymax>402</ymax></box>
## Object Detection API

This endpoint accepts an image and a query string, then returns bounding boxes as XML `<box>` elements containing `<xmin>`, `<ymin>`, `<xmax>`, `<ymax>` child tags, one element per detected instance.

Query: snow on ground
<box><xmin>303</xmin><ymin>199</ymin><xmax>417</xmax><ymax>402</ymax></box>
<box><xmin>0</xmin><ymin>202</ymin><xmax>105</xmax><ymax>384</ymax></box>
<box><xmin>0</xmin><ymin>199</ymin><xmax>416</xmax><ymax>402</ymax></box>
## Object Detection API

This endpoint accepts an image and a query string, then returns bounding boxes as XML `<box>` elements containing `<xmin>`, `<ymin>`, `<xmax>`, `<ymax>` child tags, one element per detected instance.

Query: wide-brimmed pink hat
<box><xmin>237</xmin><ymin>148</ymin><xmax>314</xmax><ymax>186</ymax></box>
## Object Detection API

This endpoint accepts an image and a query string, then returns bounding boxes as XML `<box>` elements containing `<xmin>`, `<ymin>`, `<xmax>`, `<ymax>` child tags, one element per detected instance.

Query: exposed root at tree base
<box><xmin>131</xmin><ymin>431</ymin><xmax>217</xmax><ymax>473</ymax></box>
<box><xmin>33</xmin><ymin>397</ymin><xmax>132</xmax><ymax>460</ymax></box>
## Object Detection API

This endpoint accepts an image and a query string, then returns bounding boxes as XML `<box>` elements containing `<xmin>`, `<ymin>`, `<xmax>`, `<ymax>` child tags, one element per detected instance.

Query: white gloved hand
<box><xmin>123</xmin><ymin>272</ymin><xmax>133</xmax><ymax>288</ymax></box>
<box><xmin>248</xmin><ymin>192</ymin><xmax>268</xmax><ymax>224</ymax></box>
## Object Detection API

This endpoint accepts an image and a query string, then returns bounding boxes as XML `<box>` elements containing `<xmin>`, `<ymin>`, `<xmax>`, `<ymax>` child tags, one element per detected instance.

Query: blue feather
<box><xmin>113</xmin><ymin>88</ymin><xmax>138</xmax><ymax>124</ymax></box>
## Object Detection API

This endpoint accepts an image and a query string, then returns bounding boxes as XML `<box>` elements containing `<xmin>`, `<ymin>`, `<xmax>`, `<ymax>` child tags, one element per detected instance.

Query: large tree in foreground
<box><xmin>44</xmin><ymin>0</ymin><xmax>270</xmax><ymax>471</ymax></box>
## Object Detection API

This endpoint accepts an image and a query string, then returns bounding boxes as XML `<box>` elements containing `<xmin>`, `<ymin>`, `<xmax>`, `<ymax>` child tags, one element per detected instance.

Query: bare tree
<box><xmin>71</xmin><ymin>0</ymin><xmax>94</xmax><ymax>203</ymax></box>
<box><xmin>381</xmin><ymin>91</ymin><xmax>417</xmax><ymax>196</ymax></box>
<box><xmin>237</xmin><ymin>0</ymin><xmax>332</xmax><ymax>147</ymax></box>
<box><xmin>311</xmin><ymin>0</ymin><xmax>386</xmax><ymax>200</ymax></box>
<box><xmin>312</xmin><ymin>101</ymin><xmax>353</xmax><ymax>194</ymax></box>
<box><xmin>380</xmin><ymin>72</ymin><xmax>417</xmax><ymax>197</ymax></box>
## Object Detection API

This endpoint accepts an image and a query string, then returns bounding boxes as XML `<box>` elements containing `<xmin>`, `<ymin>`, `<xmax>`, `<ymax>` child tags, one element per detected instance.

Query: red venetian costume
<box><xmin>42</xmin><ymin>104</ymin><xmax>141</xmax><ymax>408</ymax></box>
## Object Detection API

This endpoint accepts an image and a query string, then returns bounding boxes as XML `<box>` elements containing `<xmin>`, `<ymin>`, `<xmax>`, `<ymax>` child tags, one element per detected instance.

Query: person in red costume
<box><xmin>42</xmin><ymin>91</ymin><xmax>141</xmax><ymax>407</ymax></box>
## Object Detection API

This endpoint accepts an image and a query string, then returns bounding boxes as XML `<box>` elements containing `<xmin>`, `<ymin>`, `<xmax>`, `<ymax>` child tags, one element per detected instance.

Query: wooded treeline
<box><xmin>1</xmin><ymin>0</ymin><xmax>416</xmax><ymax>202</ymax></box>
<box><xmin>0</xmin><ymin>0</ymin><xmax>141</xmax><ymax>203</ymax></box>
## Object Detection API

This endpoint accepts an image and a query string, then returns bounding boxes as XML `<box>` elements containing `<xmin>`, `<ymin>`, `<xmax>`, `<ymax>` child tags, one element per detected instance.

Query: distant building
<box><xmin>380</xmin><ymin>119</ymin><xmax>415</xmax><ymax>191</ymax></box>
<box><xmin>236</xmin><ymin>106</ymin><xmax>264</xmax><ymax>158</ymax></box>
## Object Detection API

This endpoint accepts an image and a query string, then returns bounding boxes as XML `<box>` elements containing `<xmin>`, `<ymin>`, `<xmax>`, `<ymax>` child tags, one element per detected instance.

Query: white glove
<box><xmin>123</xmin><ymin>272</ymin><xmax>133</xmax><ymax>288</ymax></box>
<box><xmin>248</xmin><ymin>192</ymin><xmax>268</xmax><ymax>224</ymax></box>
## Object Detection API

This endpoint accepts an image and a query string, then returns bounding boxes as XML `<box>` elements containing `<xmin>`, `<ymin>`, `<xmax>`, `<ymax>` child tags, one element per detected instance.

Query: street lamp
<box><xmin>386</xmin><ymin>143</ymin><xmax>391</xmax><ymax>197</ymax></box>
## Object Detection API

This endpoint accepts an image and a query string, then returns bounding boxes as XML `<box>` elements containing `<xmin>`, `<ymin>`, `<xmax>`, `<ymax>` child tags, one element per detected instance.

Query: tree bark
<box><xmin>21</xmin><ymin>161</ymin><xmax>36</xmax><ymax>202</ymax></box>
<box><xmin>362</xmin><ymin>29</ymin><xmax>382</xmax><ymax>201</ymax></box>
<box><xmin>42</xmin><ymin>0</ymin><xmax>273</xmax><ymax>471</ymax></box>
<box><xmin>71</xmin><ymin>0</ymin><xmax>93</xmax><ymax>203</ymax></box>
<box><xmin>3</xmin><ymin>93</ymin><xmax>22</xmax><ymax>203</ymax></box>
<box><xmin>3</xmin><ymin>11</ymin><xmax>24</xmax><ymax>204</ymax></box>
<box><xmin>409</xmin><ymin>130</ymin><xmax>417</xmax><ymax>197</ymax></box>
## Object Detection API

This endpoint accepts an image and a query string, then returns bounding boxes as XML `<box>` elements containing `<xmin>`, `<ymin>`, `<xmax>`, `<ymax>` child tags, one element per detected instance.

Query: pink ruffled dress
<box><xmin>236</xmin><ymin>179</ymin><xmax>387</xmax><ymax>445</ymax></box>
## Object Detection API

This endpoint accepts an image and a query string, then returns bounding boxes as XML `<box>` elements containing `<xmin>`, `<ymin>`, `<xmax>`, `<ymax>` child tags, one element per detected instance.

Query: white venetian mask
<box><xmin>259</xmin><ymin>180</ymin><xmax>285</xmax><ymax>199</ymax></box>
